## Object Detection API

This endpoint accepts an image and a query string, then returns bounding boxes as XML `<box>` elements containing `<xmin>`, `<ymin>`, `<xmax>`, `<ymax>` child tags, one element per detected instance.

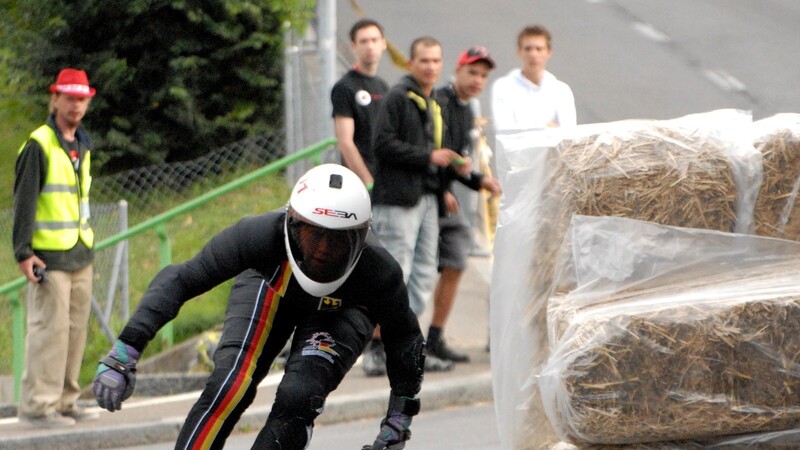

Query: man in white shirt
<box><xmin>491</xmin><ymin>24</ymin><xmax>576</xmax><ymax>132</ymax></box>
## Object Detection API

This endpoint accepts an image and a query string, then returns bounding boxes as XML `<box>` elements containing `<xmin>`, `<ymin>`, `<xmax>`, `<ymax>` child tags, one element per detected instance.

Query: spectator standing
<box><xmin>430</xmin><ymin>47</ymin><xmax>502</xmax><ymax>363</ymax></box>
<box><xmin>13</xmin><ymin>68</ymin><xmax>100</xmax><ymax>428</ymax></box>
<box><xmin>371</xmin><ymin>36</ymin><xmax>470</xmax><ymax>372</ymax></box>
<box><xmin>491</xmin><ymin>24</ymin><xmax>576</xmax><ymax>132</ymax></box>
<box><xmin>331</xmin><ymin>18</ymin><xmax>389</xmax><ymax>187</ymax></box>
<box><xmin>331</xmin><ymin>19</ymin><xmax>391</xmax><ymax>377</ymax></box>
<box><xmin>92</xmin><ymin>164</ymin><xmax>425</xmax><ymax>450</ymax></box>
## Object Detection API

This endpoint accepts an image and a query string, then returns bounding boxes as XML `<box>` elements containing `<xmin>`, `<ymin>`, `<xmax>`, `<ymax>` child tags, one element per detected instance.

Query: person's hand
<box><xmin>444</xmin><ymin>191</ymin><xmax>459</xmax><ymax>215</ymax></box>
<box><xmin>93</xmin><ymin>339</ymin><xmax>141</xmax><ymax>412</ymax></box>
<box><xmin>370</xmin><ymin>393</ymin><xmax>420</xmax><ymax>450</ymax></box>
<box><xmin>431</xmin><ymin>148</ymin><xmax>460</xmax><ymax>167</ymax></box>
<box><xmin>371</xmin><ymin>410</ymin><xmax>413</xmax><ymax>449</ymax></box>
<box><xmin>18</xmin><ymin>256</ymin><xmax>46</xmax><ymax>283</ymax></box>
<box><xmin>481</xmin><ymin>176</ymin><xmax>502</xmax><ymax>197</ymax></box>
<box><xmin>452</xmin><ymin>155</ymin><xmax>473</xmax><ymax>176</ymax></box>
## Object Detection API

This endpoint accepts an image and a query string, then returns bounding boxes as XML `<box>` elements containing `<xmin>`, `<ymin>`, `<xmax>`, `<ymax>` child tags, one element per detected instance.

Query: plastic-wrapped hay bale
<box><xmin>555</xmin><ymin>113</ymin><xmax>759</xmax><ymax>233</ymax></box>
<box><xmin>533</xmin><ymin>109</ymin><xmax>760</xmax><ymax>318</ymax></box>
<box><xmin>753</xmin><ymin>113</ymin><xmax>800</xmax><ymax>239</ymax></box>
<box><xmin>491</xmin><ymin>110</ymin><xmax>760</xmax><ymax>449</ymax></box>
<box><xmin>552</xmin><ymin>426</ymin><xmax>800</xmax><ymax>449</ymax></box>
<box><xmin>541</xmin><ymin>216</ymin><xmax>800</xmax><ymax>446</ymax></box>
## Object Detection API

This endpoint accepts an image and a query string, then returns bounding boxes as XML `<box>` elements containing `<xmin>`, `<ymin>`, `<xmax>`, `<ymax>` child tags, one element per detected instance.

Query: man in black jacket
<box><xmin>371</xmin><ymin>38</ymin><xmax>470</xmax><ymax>373</ymax></box>
<box><xmin>92</xmin><ymin>164</ymin><xmax>425</xmax><ymax>450</ymax></box>
<box><xmin>429</xmin><ymin>47</ymin><xmax>502</xmax><ymax>363</ymax></box>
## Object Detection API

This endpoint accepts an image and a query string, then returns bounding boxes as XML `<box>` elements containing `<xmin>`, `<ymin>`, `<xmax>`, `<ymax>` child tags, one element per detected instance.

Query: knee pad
<box><xmin>274</xmin><ymin>416</ymin><xmax>312</xmax><ymax>449</ymax></box>
<box><xmin>263</xmin><ymin>395</ymin><xmax>324</xmax><ymax>449</ymax></box>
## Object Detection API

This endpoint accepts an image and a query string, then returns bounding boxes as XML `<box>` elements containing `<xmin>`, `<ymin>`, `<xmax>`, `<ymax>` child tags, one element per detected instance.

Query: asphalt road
<box><xmin>337</xmin><ymin>0</ymin><xmax>799</xmax><ymax>125</ymax></box>
<box><xmin>120</xmin><ymin>402</ymin><xmax>500</xmax><ymax>450</ymax></box>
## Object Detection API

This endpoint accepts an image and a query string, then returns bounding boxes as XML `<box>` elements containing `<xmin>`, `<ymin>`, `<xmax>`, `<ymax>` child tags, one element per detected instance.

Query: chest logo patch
<box><xmin>318</xmin><ymin>296</ymin><xmax>343</xmax><ymax>311</ymax></box>
<box><xmin>302</xmin><ymin>332</ymin><xmax>340</xmax><ymax>364</ymax></box>
<box><xmin>355</xmin><ymin>89</ymin><xmax>372</xmax><ymax>106</ymax></box>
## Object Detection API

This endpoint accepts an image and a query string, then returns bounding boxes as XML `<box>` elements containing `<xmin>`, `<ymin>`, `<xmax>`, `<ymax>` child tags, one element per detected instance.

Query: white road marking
<box><xmin>703</xmin><ymin>69</ymin><xmax>747</xmax><ymax>92</ymax></box>
<box><xmin>633</xmin><ymin>21</ymin><xmax>671</xmax><ymax>43</ymax></box>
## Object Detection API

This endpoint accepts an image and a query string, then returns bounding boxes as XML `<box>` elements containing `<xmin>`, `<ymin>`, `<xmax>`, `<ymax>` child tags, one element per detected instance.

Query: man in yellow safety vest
<box><xmin>13</xmin><ymin>67</ymin><xmax>99</xmax><ymax>428</ymax></box>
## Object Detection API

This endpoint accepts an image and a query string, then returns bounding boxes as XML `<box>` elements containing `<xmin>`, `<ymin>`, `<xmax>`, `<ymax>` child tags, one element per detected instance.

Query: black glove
<box><xmin>92</xmin><ymin>339</ymin><xmax>140</xmax><ymax>412</ymax></box>
<box><xmin>370</xmin><ymin>392</ymin><xmax>420</xmax><ymax>450</ymax></box>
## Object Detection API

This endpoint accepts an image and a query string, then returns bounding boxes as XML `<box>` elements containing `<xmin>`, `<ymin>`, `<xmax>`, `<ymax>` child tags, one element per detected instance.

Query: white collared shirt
<box><xmin>490</xmin><ymin>68</ymin><xmax>576</xmax><ymax>132</ymax></box>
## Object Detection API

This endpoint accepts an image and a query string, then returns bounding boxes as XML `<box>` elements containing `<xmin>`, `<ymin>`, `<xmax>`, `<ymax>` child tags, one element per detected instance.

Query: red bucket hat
<box><xmin>49</xmin><ymin>68</ymin><xmax>96</xmax><ymax>98</ymax></box>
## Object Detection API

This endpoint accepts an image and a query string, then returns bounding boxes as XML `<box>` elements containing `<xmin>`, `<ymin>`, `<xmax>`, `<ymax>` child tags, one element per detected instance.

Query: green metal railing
<box><xmin>0</xmin><ymin>137</ymin><xmax>335</xmax><ymax>402</ymax></box>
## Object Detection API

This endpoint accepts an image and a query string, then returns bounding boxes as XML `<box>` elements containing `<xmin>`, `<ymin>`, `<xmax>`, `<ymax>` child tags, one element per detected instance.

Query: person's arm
<box><xmin>95</xmin><ymin>213</ymin><xmax>281</xmax><ymax>412</ymax></box>
<box><xmin>366</xmin><ymin>254</ymin><xmax>424</xmax><ymax>449</ymax></box>
<box><xmin>490</xmin><ymin>78</ymin><xmax>515</xmax><ymax>132</ymax></box>
<box><xmin>334</xmin><ymin>116</ymin><xmax>373</xmax><ymax>186</ymax></box>
<box><xmin>364</xmin><ymin>248</ymin><xmax>424</xmax><ymax>397</ymax></box>
<box><xmin>455</xmin><ymin>170</ymin><xmax>484</xmax><ymax>191</ymax></box>
<box><xmin>555</xmin><ymin>83</ymin><xmax>577</xmax><ymax>127</ymax></box>
<box><xmin>13</xmin><ymin>140</ymin><xmax>48</xmax><ymax>281</ymax></box>
<box><xmin>118</xmin><ymin>213</ymin><xmax>279</xmax><ymax>351</ymax></box>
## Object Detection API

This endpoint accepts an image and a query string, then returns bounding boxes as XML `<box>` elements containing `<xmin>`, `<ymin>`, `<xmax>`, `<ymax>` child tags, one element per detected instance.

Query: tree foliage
<box><xmin>2</xmin><ymin>0</ymin><xmax>314</xmax><ymax>174</ymax></box>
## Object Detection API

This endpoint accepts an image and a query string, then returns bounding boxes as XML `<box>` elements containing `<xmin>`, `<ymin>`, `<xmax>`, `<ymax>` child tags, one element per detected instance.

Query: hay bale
<box><xmin>753</xmin><ymin>114</ymin><xmax>800</xmax><ymax>240</ymax></box>
<box><xmin>557</xmin><ymin>124</ymin><xmax>738</xmax><ymax>231</ymax></box>
<box><xmin>541</xmin><ymin>259</ymin><xmax>800</xmax><ymax>445</ymax></box>
<box><xmin>533</xmin><ymin>121</ymin><xmax>743</xmax><ymax>303</ymax></box>
<box><xmin>518</xmin><ymin>115</ymin><xmax>753</xmax><ymax>448</ymax></box>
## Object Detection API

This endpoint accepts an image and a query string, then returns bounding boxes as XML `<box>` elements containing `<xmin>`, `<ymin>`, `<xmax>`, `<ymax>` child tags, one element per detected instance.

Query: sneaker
<box><xmin>62</xmin><ymin>406</ymin><xmax>99</xmax><ymax>422</ymax></box>
<box><xmin>20</xmin><ymin>411</ymin><xmax>76</xmax><ymax>428</ymax></box>
<box><xmin>427</xmin><ymin>338</ymin><xmax>470</xmax><ymax>363</ymax></box>
<box><xmin>362</xmin><ymin>340</ymin><xmax>386</xmax><ymax>377</ymax></box>
<box><xmin>424</xmin><ymin>354</ymin><xmax>454</xmax><ymax>372</ymax></box>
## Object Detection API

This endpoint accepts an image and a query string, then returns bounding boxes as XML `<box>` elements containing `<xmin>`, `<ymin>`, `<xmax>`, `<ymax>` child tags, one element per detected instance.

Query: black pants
<box><xmin>174</xmin><ymin>269</ymin><xmax>375</xmax><ymax>450</ymax></box>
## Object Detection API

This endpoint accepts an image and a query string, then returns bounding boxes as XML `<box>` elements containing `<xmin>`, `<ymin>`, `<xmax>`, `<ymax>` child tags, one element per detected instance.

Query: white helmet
<box><xmin>284</xmin><ymin>164</ymin><xmax>372</xmax><ymax>296</ymax></box>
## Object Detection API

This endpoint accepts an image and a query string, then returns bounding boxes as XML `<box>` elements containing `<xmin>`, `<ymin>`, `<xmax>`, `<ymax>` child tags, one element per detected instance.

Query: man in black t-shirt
<box><xmin>331</xmin><ymin>18</ymin><xmax>389</xmax><ymax>188</ymax></box>
<box><xmin>331</xmin><ymin>18</ymin><xmax>390</xmax><ymax>377</ymax></box>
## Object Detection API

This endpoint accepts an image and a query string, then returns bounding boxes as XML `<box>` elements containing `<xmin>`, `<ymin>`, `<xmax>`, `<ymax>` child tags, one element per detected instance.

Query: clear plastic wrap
<box><xmin>752</xmin><ymin>113</ymin><xmax>800</xmax><ymax>240</ymax></box>
<box><xmin>541</xmin><ymin>215</ymin><xmax>800</xmax><ymax>445</ymax></box>
<box><xmin>491</xmin><ymin>127</ymin><xmax>566</xmax><ymax>449</ymax></box>
<box><xmin>552</xmin><ymin>426</ymin><xmax>800</xmax><ymax>449</ymax></box>
<box><xmin>491</xmin><ymin>109</ymin><xmax>762</xmax><ymax>449</ymax></box>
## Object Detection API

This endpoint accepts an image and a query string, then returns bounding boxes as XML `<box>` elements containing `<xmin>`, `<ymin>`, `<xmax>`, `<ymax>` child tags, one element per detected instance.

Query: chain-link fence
<box><xmin>283</xmin><ymin>19</ymin><xmax>346</xmax><ymax>183</ymax></box>
<box><xmin>0</xmin><ymin>131</ymin><xmax>286</xmax><ymax>285</ymax></box>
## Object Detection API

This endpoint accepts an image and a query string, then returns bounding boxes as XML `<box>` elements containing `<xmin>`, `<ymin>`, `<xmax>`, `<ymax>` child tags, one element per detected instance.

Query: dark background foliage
<box><xmin>2</xmin><ymin>0</ymin><xmax>312</xmax><ymax>174</ymax></box>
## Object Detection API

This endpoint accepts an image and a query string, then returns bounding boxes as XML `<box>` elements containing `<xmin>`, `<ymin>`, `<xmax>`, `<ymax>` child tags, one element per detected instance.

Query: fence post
<box><xmin>284</xmin><ymin>22</ymin><xmax>299</xmax><ymax>185</ymax></box>
<box><xmin>317</xmin><ymin>0</ymin><xmax>336</xmax><ymax>163</ymax></box>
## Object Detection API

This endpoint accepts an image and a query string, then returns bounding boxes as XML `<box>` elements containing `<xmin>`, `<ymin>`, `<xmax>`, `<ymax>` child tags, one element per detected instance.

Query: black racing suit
<box><xmin>117</xmin><ymin>211</ymin><xmax>424</xmax><ymax>450</ymax></box>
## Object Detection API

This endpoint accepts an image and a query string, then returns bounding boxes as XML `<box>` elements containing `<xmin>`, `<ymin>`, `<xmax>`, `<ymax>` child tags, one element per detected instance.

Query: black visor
<box><xmin>287</xmin><ymin>210</ymin><xmax>369</xmax><ymax>283</ymax></box>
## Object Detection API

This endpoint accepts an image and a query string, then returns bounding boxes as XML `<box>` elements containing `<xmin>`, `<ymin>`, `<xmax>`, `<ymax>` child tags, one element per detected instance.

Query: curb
<box><xmin>0</xmin><ymin>372</ymin><xmax>493</xmax><ymax>449</ymax></box>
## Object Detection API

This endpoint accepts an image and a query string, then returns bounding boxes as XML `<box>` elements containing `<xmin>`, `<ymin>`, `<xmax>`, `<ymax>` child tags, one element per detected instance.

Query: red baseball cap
<box><xmin>456</xmin><ymin>46</ymin><xmax>496</xmax><ymax>70</ymax></box>
<box><xmin>49</xmin><ymin>68</ymin><xmax>96</xmax><ymax>98</ymax></box>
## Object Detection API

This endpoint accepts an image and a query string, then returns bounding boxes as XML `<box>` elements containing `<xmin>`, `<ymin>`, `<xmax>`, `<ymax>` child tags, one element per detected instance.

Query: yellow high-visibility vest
<box><xmin>19</xmin><ymin>125</ymin><xmax>94</xmax><ymax>250</ymax></box>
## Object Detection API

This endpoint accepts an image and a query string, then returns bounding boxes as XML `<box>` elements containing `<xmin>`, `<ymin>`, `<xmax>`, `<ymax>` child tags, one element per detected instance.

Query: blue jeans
<box><xmin>372</xmin><ymin>194</ymin><xmax>439</xmax><ymax>316</ymax></box>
